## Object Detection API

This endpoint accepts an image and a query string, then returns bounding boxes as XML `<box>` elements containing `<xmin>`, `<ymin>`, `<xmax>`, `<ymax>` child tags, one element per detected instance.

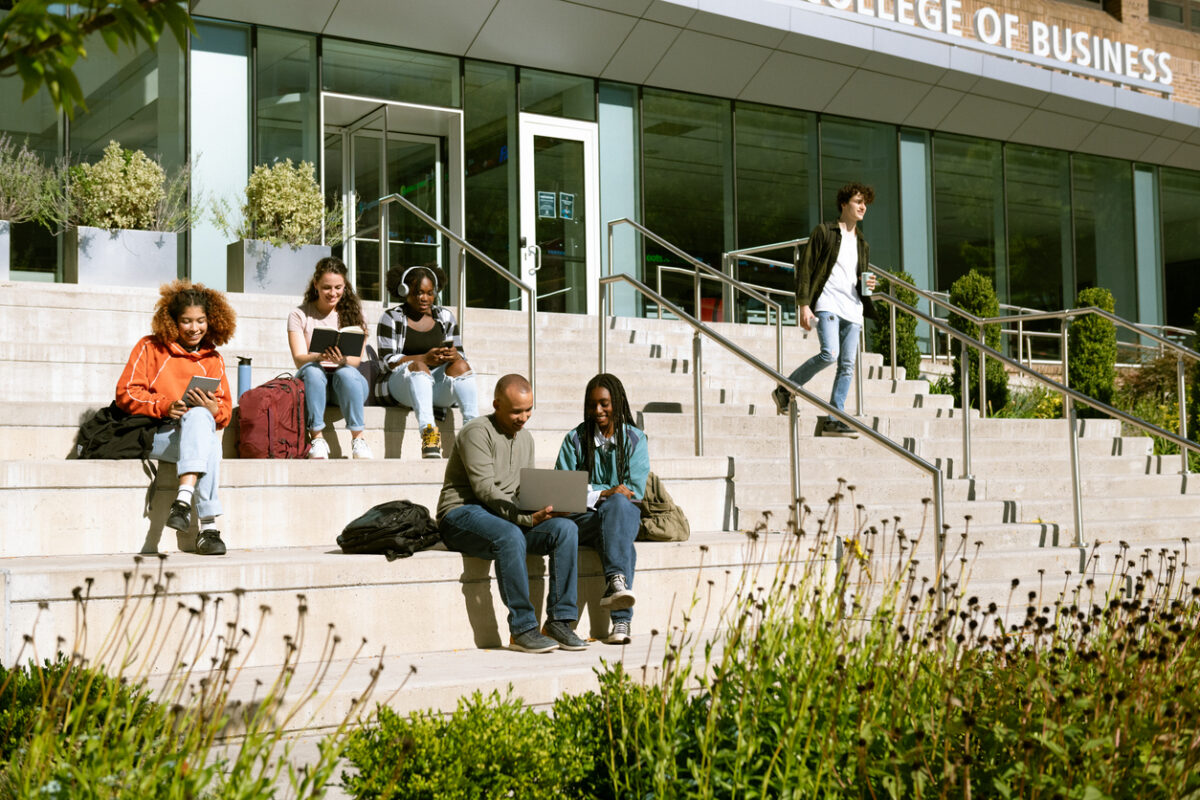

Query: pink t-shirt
<box><xmin>287</xmin><ymin>303</ymin><xmax>363</xmax><ymax>367</ymax></box>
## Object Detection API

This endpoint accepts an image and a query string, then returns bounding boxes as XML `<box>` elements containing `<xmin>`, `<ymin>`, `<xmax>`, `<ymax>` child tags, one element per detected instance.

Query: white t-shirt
<box><xmin>813</xmin><ymin>227</ymin><xmax>863</xmax><ymax>325</ymax></box>
<box><xmin>287</xmin><ymin>303</ymin><xmax>344</xmax><ymax>368</ymax></box>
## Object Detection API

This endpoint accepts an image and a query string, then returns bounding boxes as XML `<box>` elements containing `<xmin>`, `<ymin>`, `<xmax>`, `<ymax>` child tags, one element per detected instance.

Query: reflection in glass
<box><xmin>1160</xmin><ymin>168</ymin><xmax>1200</xmax><ymax>328</ymax></box>
<box><xmin>734</xmin><ymin>102</ymin><xmax>818</xmax><ymax>323</ymax></box>
<box><xmin>387</xmin><ymin>138</ymin><xmax>441</xmax><ymax>305</ymax></box>
<box><xmin>463</xmin><ymin>61</ymin><xmax>518</xmax><ymax>309</ymax></box>
<box><xmin>520</xmin><ymin>69</ymin><xmax>595</xmax><ymax>121</ymax></box>
<box><xmin>324</xmin><ymin>130</ymin><xmax>344</xmax><ymax>264</ymax></box>
<box><xmin>933</xmin><ymin>134</ymin><xmax>1005</xmax><ymax>295</ymax></box>
<box><xmin>643</xmin><ymin>88</ymin><xmax>731</xmax><ymax>319</ymax></box>
<box><xmin>256</xmin><ymin>29</ymin><xmax>318</xmax><ymax>167</ymax></box>
<box><xmin>820</xmin><ymin>116</ymin><xmax>900</xmax><ymax>272</ymax></box>
<box><xmin>1005</xmin><ymin>145</ymin><xmax>1071</xmax><ymax>312</ymax></box>
<box><xmin>322</xmin><ymin>39</ymin><xmax>460</xmax><ymax>108</ymax></box>
<box><xmin>1073</xmin><ymin>155</ymin><xmax>1137</xmax><ymax>321</ymax></box>
<box><xmin>531</xmin><ymin>136</ymin><xmax>586</xmax><ymax>314</ymax></box>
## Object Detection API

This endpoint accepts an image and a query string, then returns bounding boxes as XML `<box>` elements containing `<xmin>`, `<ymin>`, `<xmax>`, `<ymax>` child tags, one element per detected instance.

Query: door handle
<box><xmin>526</xmin><ymin>244</ymin><xmax>542</xmax><ymax>275</ymax></box>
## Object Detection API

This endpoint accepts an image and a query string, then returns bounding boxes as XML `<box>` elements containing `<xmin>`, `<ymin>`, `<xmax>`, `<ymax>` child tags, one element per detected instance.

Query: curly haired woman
<box><xmin>115</xmin><ymin>280</ymin><xmax>237</xmax><ymax>555</ymax></box>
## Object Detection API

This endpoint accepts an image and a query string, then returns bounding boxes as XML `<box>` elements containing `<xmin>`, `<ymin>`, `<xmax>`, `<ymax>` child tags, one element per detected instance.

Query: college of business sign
<box><xmin>806</xmin><ymin>0</ymin><xmax>1173</xmax><ymax>86</ymax></box>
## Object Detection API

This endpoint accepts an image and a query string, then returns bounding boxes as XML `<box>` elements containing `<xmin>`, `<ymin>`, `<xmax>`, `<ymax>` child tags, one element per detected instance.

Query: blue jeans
<box><xmin>150</xmin><ymin>406</ymin><xmax>222</xmax><ymax>519</ymax></box>
<box><xmin>439</xmin><ymin>503</ymin><xmax>579</xmax><ymax>636</ymax></box>
<box><xmin>788</xmin><ymin>310</ymin><xmax>860</xmax><ymax>419</ymax></box>
<box><xmin>570</xmin><ymin>493</ymin><xmax>640</xmax><ymax>623</ymax></box>
<box><xmin>387</xmin><ymin>364</ymin><xmax>480</xmax><ymax>430</ymax></box>
<box><xmin>296</xmin><ymin>362</ymin><xmax>368</xmax><ymax>432</ymax></box>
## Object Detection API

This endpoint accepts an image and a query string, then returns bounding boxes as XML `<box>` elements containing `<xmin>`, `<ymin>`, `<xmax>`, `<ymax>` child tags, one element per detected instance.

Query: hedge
<box><xmin>1068</xmin><ymin>286</ymin><xmax>1117</xmax><ymax>418</ymax></box>
<box><xmin>869</xmin><ymin>269</ymin><xmax>922</xmax><ymax>380</ymax></box>
<box><xmin>947</xmin><ymin>269</ymin><xmax>1009</xmax><ymax>412</ymax></box>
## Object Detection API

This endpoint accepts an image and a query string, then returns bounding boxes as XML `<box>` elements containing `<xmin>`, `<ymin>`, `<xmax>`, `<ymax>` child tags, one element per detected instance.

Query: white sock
<box><xmin>176</xmin><ymin>485</ymin><xmax>195</xmax><ymax>506</ymax></box>
<box><xmin>199</xmin><ymin>515</ymin><xmax>217</xmax><ymax>530</ymax></box>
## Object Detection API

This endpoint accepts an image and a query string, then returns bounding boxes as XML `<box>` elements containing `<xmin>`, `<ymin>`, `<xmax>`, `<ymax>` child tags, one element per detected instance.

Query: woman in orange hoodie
<box><xmin>116</xmin><ymin>281</ymin><xmax>237</xmax><ymax>555</ymax></box>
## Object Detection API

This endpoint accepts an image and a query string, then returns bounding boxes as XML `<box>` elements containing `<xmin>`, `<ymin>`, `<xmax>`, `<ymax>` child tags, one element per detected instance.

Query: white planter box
<box><xmin>0</xmin><ymin>220</ymin><xmax>9</xmax><ymax>281</ymax></box>
<box><xmin>64</xmin><ymin>226</ymin><xmax>179</xmax><ymax>287</ymax></box>
<box><xmin>227</xmin><ymin>239</ymin><xmax>330</xmax><ymax>295</ymax></box>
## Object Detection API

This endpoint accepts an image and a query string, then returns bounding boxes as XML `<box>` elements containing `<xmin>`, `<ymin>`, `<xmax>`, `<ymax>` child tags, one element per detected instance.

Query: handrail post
<box><xmin>789</xmin><ymin>396</ymin><xmax>801</xmax><ymax>524</ymax></box>
<box><xmin>1017</xmin><ymin>318</ymin><xmax>1024</xmax><ymax>365</ymax></box>
<box><xmin>457</xmin><ymin>248</ymin><xmax>466</xmax><ymax>331</ymax></box>
<box><xmin>1061</xmin><ymin>317</ymin><xmax>1084</xmax><ymax>547</ymax></box>
<box><xmin>528</xmin><ymin>301</ymin><xmax>537</xmax><ymax>406</ymax></box>
<box><xmin>694</xmin><ymin>264</ymin><xmax>702</xmax><ymax>323</ymax></box>
<box><xmin>693</xmin><ymin>332</ymin><xmax>703</xmax><ymax>456</ymax></box>
<box><xmin>960</xmin><ymin>336</ymin><xmax>973</xmax><ymax>481</ymax></box>
<box><xmin>599</xmin><ymin>281</ymin><xmax>607</xmax><ymax>375</ymax></box>
<box><xmin>855</xmin><ymin>327</ymin><xmax>865</xmax><ymax>417</ymax></box>
<box><xmin>933</xmin><ymin>468</ymin><xmax>946</xmax><ymax>611</ymax></box>
<box><xmin>606</xmin><ymin>222</ymin><xmax>614</xmax><ymax>316</ymax></box>
<box><xmin>978</xmin><ymin>338</ymin><xmax>986</xmax><ymax>418</ymax></box>
<box><xmin>889</xmin><ymin>301</ymin><xmax>898</xmax><ymax>382</ymax></box>
<box><xmin>1179</xmin><ymin>354</ymin><xmax>1190</xmax><ymax>475</ymax></box>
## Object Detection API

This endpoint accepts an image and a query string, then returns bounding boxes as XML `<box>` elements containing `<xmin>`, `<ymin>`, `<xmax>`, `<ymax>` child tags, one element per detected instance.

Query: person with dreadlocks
<box><xmin>554</xmin><ymin>373</ymin><xmax>649</xmax><ymax>645</ymax></box>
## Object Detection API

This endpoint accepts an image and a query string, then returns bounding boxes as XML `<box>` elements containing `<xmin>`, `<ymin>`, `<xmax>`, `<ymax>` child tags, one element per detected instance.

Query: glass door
<box><xmin>519</xmin><ymin>115</ymin><xmax>599</xmax><ymax>314</ymax></box>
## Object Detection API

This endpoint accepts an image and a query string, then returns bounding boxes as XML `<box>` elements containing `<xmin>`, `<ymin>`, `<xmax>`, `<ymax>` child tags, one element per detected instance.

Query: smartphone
<box><xmin>441</xmin><ymin>338</ymin><xmax>455</xmax><ymax>349</ymax></box>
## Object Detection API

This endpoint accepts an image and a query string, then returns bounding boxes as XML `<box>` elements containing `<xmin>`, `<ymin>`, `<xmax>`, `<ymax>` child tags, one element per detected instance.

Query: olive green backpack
<box><xmin>637</xmin><ymin>471</ymin><xmax>691</xmax><ymax>542</ymax></box>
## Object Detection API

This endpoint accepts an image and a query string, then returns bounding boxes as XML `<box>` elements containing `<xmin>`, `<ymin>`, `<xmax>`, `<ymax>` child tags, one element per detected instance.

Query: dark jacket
<box><xmin>794</xmin><ymin>221</ymin><xmax>876</xmax><ymax>321</ymax></box>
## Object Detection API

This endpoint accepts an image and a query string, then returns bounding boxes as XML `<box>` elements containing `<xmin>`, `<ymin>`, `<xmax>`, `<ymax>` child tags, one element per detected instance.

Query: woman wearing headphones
<box><xmin>375</xmin><ymin>264</ymin><xmax>479</xmax><ymax>458</ymax></box>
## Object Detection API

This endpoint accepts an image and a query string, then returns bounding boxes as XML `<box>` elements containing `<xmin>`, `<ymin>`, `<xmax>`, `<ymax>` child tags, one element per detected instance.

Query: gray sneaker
<box><xmin>820</xmin><ymin>419</ymin><xmax>860</xmax><ymax>439</ymax></box>
<box><xmin>542</xmin><ymin>620</ymin><xmax>589</xmax><ymax>651</ymax></box>
<box><xmin>509</xmin><ymin>627</ymin><xmax>559</xmax><ymax>654</ymax></box>
<box><xmin>605</xmin><ymin>620</ymin><xmax>632</xmax><ymax>645</ymax></box>
<box><xmin>771</xmin><ymin>386</ymin><xmax>790</xmax><ymax>416</ymax></box>
<box><xmin>600</xmin><ymin>573</ymin><xmax>636</xmax><ymax>610</ymax></box>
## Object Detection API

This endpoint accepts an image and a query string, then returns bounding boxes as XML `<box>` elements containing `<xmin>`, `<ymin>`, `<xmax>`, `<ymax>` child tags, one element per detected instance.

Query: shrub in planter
<box><xmin>0</xmin><ymin>133</ymin><xmax>59</xmax><ymax>227</ymax></box>
<box><xmin>948</xmin><ymin>269</ymin><xmax>1009</xmax><ymax>412</ymax></box>
<box><xmin>1068</xmin><ymin>286</ymin><xmax>1117</xmax><ymax>418</ymax></box>
<box><xmin>868</xmin><ymin>269</ymin><xmax>922</xmax><ymax>380</ymax></box>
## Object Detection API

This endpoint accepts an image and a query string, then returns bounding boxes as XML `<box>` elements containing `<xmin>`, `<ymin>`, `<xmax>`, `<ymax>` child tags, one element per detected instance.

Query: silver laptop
<box><xmin>517</xmin><ymin>469</ymin><xmax>588</xmax><ymax>514</ymax></box>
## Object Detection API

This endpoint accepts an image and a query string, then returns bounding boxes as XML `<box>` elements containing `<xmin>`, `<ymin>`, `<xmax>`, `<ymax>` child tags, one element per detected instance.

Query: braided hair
<box><xmin>580</xmin><ymin>373</ymin><xmax>635</xmax><ymax>481</ymax></box>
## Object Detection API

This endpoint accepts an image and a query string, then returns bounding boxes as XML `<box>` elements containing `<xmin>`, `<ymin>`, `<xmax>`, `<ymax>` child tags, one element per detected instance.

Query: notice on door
<box><xmin>559</xmin><ymin>192</ymin><xmax>575</xmax><ymax>221</ymax></box>
<box><xmin>538</xmin><ymin>191</ymin><xmax>557</xmax><ymax>219</ymax></box>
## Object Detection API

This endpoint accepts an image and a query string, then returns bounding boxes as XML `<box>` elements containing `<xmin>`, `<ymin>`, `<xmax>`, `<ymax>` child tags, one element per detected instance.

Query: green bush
<box><xmin>214</xmin><ymin>159</ymin><xmax>344</xmax><ymax>247</ymax></box>
<box><xmin>1068</xmin><ymin>286</ymin><xmax>1117</xmax><ymax>418</ymax></box>
<box><xmin>1118</xmin><ymin>353</ymin><xmax>1200</xmax><ymax>471</ymax></box>
<box><xmin>992</xmin><ymin>385</ymin><xmax>1062</xmax><ymax>419</ymax></box>
<box><xmin>0</xmin><ymin>134</ymin><xmax>59</xmax><ymax>227</ymax></box>
<box><xmin>341</xmin><ymin>689</ymin><xmax>595</xmax><ymax>799</ymax></box>
<box><xmin>948</xmin><ymin>269</ymin><xmax>1009</xmax><ymax>412</ymax></box>
<box><xmin>869</xmin><ymin>270</ymin><xmax>922</xmax><ymax>379</ymax></box>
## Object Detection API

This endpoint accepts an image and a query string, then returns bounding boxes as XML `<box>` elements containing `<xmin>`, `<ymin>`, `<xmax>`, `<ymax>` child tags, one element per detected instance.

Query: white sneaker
<box><xmin>308</xmin><ymin>437</ymin><xmax>330</xmax><ymax>459</ymax></box>
<box><xmin>351</xmin><ymin>437</ymin><xmax>373</xmax><ymax>460</ymax></box>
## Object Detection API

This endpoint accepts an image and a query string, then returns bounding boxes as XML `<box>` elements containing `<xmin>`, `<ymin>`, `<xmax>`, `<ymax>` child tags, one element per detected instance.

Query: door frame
<box><xmin>320</xmin><ymin>92</ymin><xmax>465</xmax><ymax>303</ymax></box>
<box><xmin>518</xmin><ymin>113</ymin><xmax>600</xmax><ymax>315</ymax></box>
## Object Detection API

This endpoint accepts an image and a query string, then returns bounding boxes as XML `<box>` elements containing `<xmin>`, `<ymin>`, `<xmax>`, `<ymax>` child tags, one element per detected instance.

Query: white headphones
<box><xmin>401</xmin><ymin>266</ymin><xmax>438</xmax><ymax>292</ymax></box>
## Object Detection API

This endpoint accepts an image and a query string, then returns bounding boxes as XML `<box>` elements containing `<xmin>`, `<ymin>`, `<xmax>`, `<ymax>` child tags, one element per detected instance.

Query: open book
<box><xmin>308</xmin><ymin>326</ymin><xmax>366</xmax><ymax>357</ymax></box>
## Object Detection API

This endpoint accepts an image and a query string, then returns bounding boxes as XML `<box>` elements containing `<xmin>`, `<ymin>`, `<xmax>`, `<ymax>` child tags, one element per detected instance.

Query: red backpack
<box><xmin>236</xmin><ymin>375</ymin><xmax>310</xmax><ymax>459</ymax></box>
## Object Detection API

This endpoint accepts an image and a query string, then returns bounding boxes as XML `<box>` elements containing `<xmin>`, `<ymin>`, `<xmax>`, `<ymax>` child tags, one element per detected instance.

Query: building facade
<box><xmin>3</xmin><ymin>0</ymin><xmax>1199</xmax><ymax>330</ymax></box>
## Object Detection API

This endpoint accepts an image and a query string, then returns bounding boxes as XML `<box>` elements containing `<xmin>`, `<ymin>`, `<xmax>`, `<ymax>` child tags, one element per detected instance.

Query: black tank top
<box><xmin>402</xmin><ymin>322</ymin><xmax>447</xmax><ymax>356</ymax></box>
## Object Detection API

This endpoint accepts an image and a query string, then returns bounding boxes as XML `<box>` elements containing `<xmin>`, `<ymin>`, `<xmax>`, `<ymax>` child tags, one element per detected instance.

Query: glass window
<box><xmin>642</xmin><ymin>88</ymin><xmax>732</xmax><ymax>320</ymax></box>
<box><xmin>1072</xmin><ymin>155</ymin><xmax>1137</xmax><ymax>320</ymax></box>
<box><xmin>463</xmin><ymin>60</ymin><xmax>518</xmax><ymax>309</ymax></box>
<box><xmin>1160</xmin><ymin>168</ymin><xmax>1200</xmax><ymax>329</ymax></box>
<box><xmin>520</xmin><ymin>69</ymin><xmax>595</xmax><ymax>122</ymax></box>
<box><xmin>733</xmin><ymin>102</ymin><xmax>818</xmax><ymax>323</ymax></box>
<box><xmin>1005</xmin><ymin>144</ymin><xmax>1071</xmax><ymax>312</ymax></box>
<box><xmin>256</xmin><ymin>28</ymin><xmax>318</xmax><ymax>166</ymax></box>
<box><xmin>820</xmin><ymin>116</ymin><xmax>900</xmax><ymax>274</ymax></box>
<box><xmin>322</xmin><ymin>39</ymin><xmax>460</xmax><ymax>108</ymax></box>
<box><xmin>598</xmin><ymin>82</ymin><xmax>641</xmax><ymax>317</ymax></box>
<box><xmin>932</xmin><ymin>134</ymin><xmax>1006</xmax><ymax>297</ymax></box>
<box><xmin>1149</xmin><ymin>0</ymin><xmax>1185</xmax><ymax>24</ymax></box>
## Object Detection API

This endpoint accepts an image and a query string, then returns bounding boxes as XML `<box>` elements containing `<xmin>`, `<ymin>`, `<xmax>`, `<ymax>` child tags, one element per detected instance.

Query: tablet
<box><xmin>183</xmin><ymin>375</ymin><xmax>220</xmax><ymax>405</ymax></box>
<box><xmin>517</xmin><ymin>469</ymin><xmax>588</xmax><ymax>514</ymax></box>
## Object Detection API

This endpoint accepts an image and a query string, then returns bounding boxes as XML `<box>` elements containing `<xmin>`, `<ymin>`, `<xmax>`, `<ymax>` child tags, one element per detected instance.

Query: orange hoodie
<box><xmin>115</xmin><ymin>336</ymin><xmax>233</xmax><ymax>429</ymax></box>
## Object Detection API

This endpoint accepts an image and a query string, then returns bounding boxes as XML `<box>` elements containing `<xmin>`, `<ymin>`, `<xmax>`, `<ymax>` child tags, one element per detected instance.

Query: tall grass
<box><xmin>0</xmin><ymin>553</ymin><xmax>387</xmax><ymax>799</ymax></box>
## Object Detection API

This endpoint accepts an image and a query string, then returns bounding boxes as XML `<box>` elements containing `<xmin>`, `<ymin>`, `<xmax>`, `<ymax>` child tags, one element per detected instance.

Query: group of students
<box><xmin>111</xmin><ymin>262</ymin><xmax>648</xmax><ymax>648</ymax></box>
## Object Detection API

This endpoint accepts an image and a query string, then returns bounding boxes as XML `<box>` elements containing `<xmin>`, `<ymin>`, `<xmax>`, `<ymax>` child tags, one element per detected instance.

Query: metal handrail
<box><xmin>873</xmin><ymin>293</ymin><xmax>1200</xmax><ymax>545</ymax></box>
<box><xmin>598</xmin><ymin>272</ymin><xmax>947</xmax><ymax>592</ymax></box>
<box><xmin>607</xmin><ymin>218</ymin><xmax>784</xmax><ymax>374</ymax></box>
<box><xmin>378</xmin><ymin>192</ymin><xmax>538</xmax><ymax>403</ymax></box>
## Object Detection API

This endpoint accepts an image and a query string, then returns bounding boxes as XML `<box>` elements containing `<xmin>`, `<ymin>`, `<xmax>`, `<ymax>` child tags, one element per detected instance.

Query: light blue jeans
<box><xmin>387</xmin><ymin>364</ymin><xmax>480</xmax><ymax>430</ymax></box>
<box><xmin>296</xmin><ymin>362</ymin><xmax>368</xmax><ymax>432</ymax></box>
<box><xmin>570</xmin><ymin>492</ymin><xmax>640</xmax><ymax>623</ymax></box>
<box><xmin>788</xmin><ymin>310</ymin><xmax>860</xmax><ymax>420</ymax></box>
<box><xmin>150</xmin><ymin>406</ymin><xmax>222</xmax><ymax>519</ymax></box>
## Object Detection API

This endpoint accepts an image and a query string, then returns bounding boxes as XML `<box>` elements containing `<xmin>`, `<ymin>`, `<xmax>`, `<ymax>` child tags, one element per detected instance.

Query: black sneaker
<box><xmin>820</xmin><ymin>419</ymin><xmax>860</xmax><ymax>439</ymax></box>
<box><xmin>509</xmin><ymin>627</ymin><xmax>559</xmax><ymax>653</ymax></box>
<box><xmin>542</xmin><ymin>620</ymin><xmax>589</xmax><ymax>651</ymax></box>
<box><xmin>600</xmin><ymin>573</ymin><xmax>636</xmax><ymax>610</ymax></box>
<box><xmin>604</xmin><ymin>620</ymin><xmax>632</xmax><ymax>645</ymax></box>
<box><xmin>166</xmin><ymin>500</ymin><xmax>192</xmax><ymax>532</ymax></box>
<box><xmin>195</xmin><ymin>530</ymin><xmax>226</xmax><ymax>556</ymax></box>
<box><xmin>771</xmin><ymin>387</ymin><xmax>790</xmax><ymax>416</ymax></box>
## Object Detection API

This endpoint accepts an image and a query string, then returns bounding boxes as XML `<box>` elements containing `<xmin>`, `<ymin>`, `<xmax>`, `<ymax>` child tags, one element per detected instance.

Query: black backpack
<box><xmin>337</xmin><ymin>500</ymin><xmax>442</xmax><ymax>561</ymax></box>
<box><xmin>74</xmin><ymin>402</ymin><xmax>161</xmax><ymax>460</ymax></box>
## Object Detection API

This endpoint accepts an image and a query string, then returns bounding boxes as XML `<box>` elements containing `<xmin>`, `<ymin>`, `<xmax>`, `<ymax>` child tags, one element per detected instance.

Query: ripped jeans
<box><xmin>386</xmin><ymin>363</ymin><xmax>479</xmax><ymax>430</ymax></box>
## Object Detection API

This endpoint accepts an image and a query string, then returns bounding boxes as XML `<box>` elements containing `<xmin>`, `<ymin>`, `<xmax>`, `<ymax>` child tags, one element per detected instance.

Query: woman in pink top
<box><xmin>286</xmin><ymin>257</ymin><xmax>372</xmax><ymax>459</ymax></box>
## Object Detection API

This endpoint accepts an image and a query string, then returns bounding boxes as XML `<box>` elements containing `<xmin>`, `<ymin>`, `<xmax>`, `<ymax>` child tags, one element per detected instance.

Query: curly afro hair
<box><xmin>150</xmin><ymin>280</ymin><xmax>237</xmax><ymax>348</ymax></box>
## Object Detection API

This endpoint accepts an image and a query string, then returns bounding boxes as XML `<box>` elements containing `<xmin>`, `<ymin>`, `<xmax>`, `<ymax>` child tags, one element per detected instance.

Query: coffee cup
<box><xmin>861</xmin><ymin>271</ymin><xmax>876</xmax><ymax>296</ymax></box>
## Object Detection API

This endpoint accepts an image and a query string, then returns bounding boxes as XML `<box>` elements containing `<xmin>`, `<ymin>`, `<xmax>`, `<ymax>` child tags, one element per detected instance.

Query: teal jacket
<box><xmin>555</xmin><ymin>423</ymin><xmax>649</xmax><ymax>500</ymax></box>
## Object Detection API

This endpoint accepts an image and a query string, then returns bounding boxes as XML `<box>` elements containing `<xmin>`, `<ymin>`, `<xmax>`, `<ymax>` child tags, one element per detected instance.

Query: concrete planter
<box><xmin>227</xmin><ymin>239</ymin><xmax>330</xmax><ymax>295</ymax></box>
<box><xmin>0</xmin><ymin>220</ymin><xmax>9</xmax><ymax>281</ymax></box>
<box><xmin>64</xmin><ymin>226</ymin><xmax>179</xmax><ymax>287</ymax></box>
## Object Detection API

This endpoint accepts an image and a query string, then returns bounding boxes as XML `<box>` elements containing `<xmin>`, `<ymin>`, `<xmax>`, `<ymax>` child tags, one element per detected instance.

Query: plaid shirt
<box><xmin>374</xmin><ymin>304</ymin><xmax>463</xmax><ymax>404</ymax></box>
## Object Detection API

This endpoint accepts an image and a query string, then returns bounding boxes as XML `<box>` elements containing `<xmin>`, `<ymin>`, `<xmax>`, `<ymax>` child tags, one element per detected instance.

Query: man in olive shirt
<box><xmin>438</xmin><ymin>374</ymin><xmax>588</xmax><ymax>653</ymax></box>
